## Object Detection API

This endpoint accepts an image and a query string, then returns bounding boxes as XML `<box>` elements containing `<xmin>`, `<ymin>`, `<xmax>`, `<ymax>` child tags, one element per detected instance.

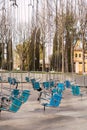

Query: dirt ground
<box><xmin>0</xmin><ymin>83</ymin><xmax>87</xmax><ymax>130</ymax></box>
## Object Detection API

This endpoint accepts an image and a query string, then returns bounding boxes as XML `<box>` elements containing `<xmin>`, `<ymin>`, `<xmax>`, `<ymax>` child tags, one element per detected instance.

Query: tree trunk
<box><xmin>62</xmin><ymin>34</ymin><xmax>64</xmax><ymax>73</ymax></box>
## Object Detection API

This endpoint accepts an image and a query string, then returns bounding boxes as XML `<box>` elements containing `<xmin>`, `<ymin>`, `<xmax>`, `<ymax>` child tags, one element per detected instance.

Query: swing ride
<box><xmin>0</xmin><ymin>0</ymin><xmax>86</xmax><ymax>119</ymax></box>
<box><xmin>0</xmin><ymin>75</ymin><xmax>30</xmax><ymax>113</ymax></box>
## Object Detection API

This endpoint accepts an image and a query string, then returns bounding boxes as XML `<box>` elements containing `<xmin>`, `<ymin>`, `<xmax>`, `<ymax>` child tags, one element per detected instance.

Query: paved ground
<box><xmin>0</xmin><ymin>83</ymin><xmax>87</xmax><ymax>130</ymax></box>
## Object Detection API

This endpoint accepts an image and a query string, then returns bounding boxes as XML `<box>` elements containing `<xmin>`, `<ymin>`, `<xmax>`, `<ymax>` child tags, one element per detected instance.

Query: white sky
<box><xmin>17</xmin><ymin>0</ymin><xmax>30</xmax><ymax>23</ymax></box>
<box><xmin>0</xmin><ymin>0</ymin><xmax>32</xmax><ymax>23</ymax></box>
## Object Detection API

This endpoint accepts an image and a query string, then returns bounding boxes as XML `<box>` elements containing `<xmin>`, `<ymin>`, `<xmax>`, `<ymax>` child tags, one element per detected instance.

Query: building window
<box><xmin>75</xmin><ymin>53</ymin><xmax>77</xmax><ymax>57</ymax></box>
<box><xmin>79</xmin><ymin>54</ymin><xmax>81</xmax><ymax>57</ymax></box>
<box><xmin>79</xmin><ymin>62</ymin><xmax>82</xmax><ymax>64</ymax></box>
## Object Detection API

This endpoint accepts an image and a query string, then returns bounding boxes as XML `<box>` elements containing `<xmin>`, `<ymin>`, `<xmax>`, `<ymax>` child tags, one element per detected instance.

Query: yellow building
<box><xmin>74</xmin><ymin>40</ymin><xmax>87</xmax><ymax>74</ymax></box>
<box><xmin>13</xmin><ymin>50</ymin><xmax>21</xmax><ymax>70</ymax></box>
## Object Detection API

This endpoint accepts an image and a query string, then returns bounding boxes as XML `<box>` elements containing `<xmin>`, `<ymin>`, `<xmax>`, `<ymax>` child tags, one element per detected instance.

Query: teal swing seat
<box><xmin>57</xmin><ymin>83</ymin><xmax>65</xmax><ymax>91</ymax></box>
<box><xmin>33</xmin><ymin>82</ymin><xmax>42</xmax><ymax>91</ymax></box>
<box><xmin>52</xmin><ymin>88</ymin><xmax>58</xmax><ymax>94</ymax></box>
<box><xmin>50</xmin><ymin>81</ymin><xmax>55</xmax><ymax>87</ymax></box>
<box><xmin>8</xmin><ymin>77</ymin><xmax>20</xmax><ymax>85</ymax></box>
<box><xmin>9</xmin><ymin>89</ymin><xmax>20</xmax><ymax>101</ymax></box>
<box><xmin>43</xmin><ymin>81</ymin><xmax>50</xmax><ymax>89</ymax></box>
<box><xmin>64</xmin><ymin>80</ymin><xmax>71</xmax><ymax>88</ymax></box>
<box><xmin>9</xmin><ymin>97</ymin><xmax>22</xmax><ymax>112</ymax></box>
<box><xmin>51</xmin><ymin>88</ymin><xmax>62</xmax><ymax>97</ymax></box>
<box><xmin>42</xmin><ymin>93</ymin><xmax>62</xmax><ymax>111</ymax></box>
<box><xmin>75</xmin><ymin>86</ymin><xmax>80</xmax><ymax>95</ymax></box>
<box><xmin>71</xmin><ymin>85</ymin><xmax>81</xmax><ymax>96</ymax></box>
<box><xmin>71</xmin><ymin>86</ymin><xmax>76</xmax><ymax>95</ymax></box>
<box><xmin>43</xmin><ymin>81</ymin><xmax>55</xmax><ymax>90</ymax></box>
<box><xmin>0</xmin><ymin>76</ymin><xmax>2</xmax><ymax>81</ymax></box>
<box><xmin>31</xmin><ymin>78</ymin><xmax>36</xmax><ymax>85</ymax></box>
<box><xmin>25</xmin><ymin>77</ymin><xmax>30</xmax><ymax>82</ymax></box>
<box><xmin>0</xmin><ymin>96</ymin><xmax>22</xmax><ymax>113</ymax></box>
<box><xmin>11</xmin><ymin>89</ymin><xmax>20</xmax><ymax>97</ymax></box>
<box><xmin>19</xmin><ymin>90</ymin><xmax>30</xmax><ymax>103</ymax></box>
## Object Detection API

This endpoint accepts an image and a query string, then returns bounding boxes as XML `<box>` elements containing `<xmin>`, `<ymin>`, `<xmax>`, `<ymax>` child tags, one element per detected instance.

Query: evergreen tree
<box><xmin>35</xmin><ymin>28</ymin><xmax>40</xmax><ymax>71</ymax></box>
<box><xmin>64</xmin><ymin>11</ymin><xmax>75</xmax><ymax>72</ymax></box>
<box><xmin>7</xmin><ymin>38</ymin><xmax>13</xmax><ymax>70</ymax></box>
<box><xmin>29</xmin><ymin>28</ymin><xmax>36</xmax><ymax>71</ymax></box>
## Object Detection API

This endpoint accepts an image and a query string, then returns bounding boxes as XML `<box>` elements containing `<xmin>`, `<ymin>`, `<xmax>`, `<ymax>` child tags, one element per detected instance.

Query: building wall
<box><xmin>13</xmin><ymin>51</ymin><xmax>20</xmax><ymax>70</ymax></box>
<box><xmin>74</xmin><ymin>50</ymin><xmax>87</xmax><ymax>74</ymax></box>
